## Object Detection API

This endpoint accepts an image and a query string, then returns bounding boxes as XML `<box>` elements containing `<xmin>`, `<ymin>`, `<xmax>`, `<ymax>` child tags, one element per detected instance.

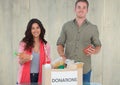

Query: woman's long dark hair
<box><xmin>22</xmin><ymin>18</ymin><xmax>47</xmax><ymax>51</ymax></box>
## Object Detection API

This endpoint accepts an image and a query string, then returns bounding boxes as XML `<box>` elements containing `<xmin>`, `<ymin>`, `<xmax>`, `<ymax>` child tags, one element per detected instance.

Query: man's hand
<box><xmin>57</xmin><ymin>45</ymin><xmax>67</xmax><ymax>62</ymax></box>
<box><xmin>61</xmin><ymin>55</ymin><xmax>66</xmax><ymax>63</ymax></box>
<box><xmin>84</xmin><ymin>45</ymin><xmax>95</xmax><ymax>56</ymax></box>
<box><xmin>83</xmin><ymin>45</ymin><xmax>101</xmax><ymax>56</ymax></box>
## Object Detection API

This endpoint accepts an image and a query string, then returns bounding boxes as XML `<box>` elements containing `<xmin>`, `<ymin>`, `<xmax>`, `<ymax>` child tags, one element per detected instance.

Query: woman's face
<box><xmin>31</xmin><ymin>23</ymin><xmax>41</xmax><ymax>38</ymax></box>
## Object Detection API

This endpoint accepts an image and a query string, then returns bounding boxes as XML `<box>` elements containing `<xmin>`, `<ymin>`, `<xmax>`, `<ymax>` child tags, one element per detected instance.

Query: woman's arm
<box><xmin>18</xmin><ymin>53</ymin><xmax>32</xmax><ymax>65</ymax></box>
<box><xmin>18</xmin><ymin>42</ymin><xmax>31</xmax><ymax>65</ymax></box>
<box><xmin>44</xmin><ymin>43</ymin><xmax>51</xmax><ymax>62</ymax></box>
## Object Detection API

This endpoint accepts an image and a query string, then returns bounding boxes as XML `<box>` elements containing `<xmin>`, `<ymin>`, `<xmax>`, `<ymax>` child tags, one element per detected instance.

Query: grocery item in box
<box><xmin>51</xmin><ymin>57</ymin><xmax>65</xmax><ymax>69</ymax></box>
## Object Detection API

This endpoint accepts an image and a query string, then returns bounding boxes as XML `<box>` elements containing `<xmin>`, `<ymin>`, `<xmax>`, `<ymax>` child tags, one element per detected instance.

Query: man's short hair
<box><xmin>75</xmin><ymin>0</ymin><xmax>89</xmax><ymax>8</ymax></box>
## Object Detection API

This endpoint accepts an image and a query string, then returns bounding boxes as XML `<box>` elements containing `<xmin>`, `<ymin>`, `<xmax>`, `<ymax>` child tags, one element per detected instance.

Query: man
<box><xmin>57</xmin><ymin>0</ymin><xmax>101</xmax><ymax>83</ymax></box>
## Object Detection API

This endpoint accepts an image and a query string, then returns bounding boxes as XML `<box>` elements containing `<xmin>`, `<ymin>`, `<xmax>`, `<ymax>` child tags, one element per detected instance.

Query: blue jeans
<box><xmin>30</xmin><ymin>73</ymin><xmax>39</xmax><ymax>83</ymax></box>
<box><xmin>83</xmin><ymin>70</ymin><xmax>91</xmax><ymax>84</ymax></box>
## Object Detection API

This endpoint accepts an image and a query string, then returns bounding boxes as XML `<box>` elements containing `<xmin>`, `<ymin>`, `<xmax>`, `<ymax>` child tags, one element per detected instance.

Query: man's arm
<box><xmin>88</xmin><ymin>25</ymin><xmax>101</xmax><ymax>55</ymax></box>
<box><xmin>94</xmin><ymin>46</ymin><xmax>101</xmax><ymax>54</ymax></box>
<box><xmin>57</xmin><ymin>24</ymin><xmax>67</xmax><ymax>61</ymax></box>
<box><xmin>57</xmin><ymin>44</ymin><xmax>66</xmax><ymax>61</ymax></box>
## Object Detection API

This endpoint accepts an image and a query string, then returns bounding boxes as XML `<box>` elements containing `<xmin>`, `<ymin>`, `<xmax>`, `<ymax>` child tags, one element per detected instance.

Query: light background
<box><xmin>0</xmin><ymin>0</ymin><xmax>120</xmax><ymax>85</ymax></box>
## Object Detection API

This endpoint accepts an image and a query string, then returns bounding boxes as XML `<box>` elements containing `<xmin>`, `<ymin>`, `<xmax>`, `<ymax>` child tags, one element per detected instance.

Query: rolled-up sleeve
<box><xmin>57</xmin><ymin>24</ymin><xmax>66</xmax><ymax>47</ymax></box>
<box><xmin>91</xmin><ymin>25</ymin><xmax>102</xmax><ymax>47</ymax></box>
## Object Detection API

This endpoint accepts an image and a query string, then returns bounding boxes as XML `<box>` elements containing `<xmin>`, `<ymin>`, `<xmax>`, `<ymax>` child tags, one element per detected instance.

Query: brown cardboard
<box><xmin>42</xmin><ymin>63</ymin><xmax>83</xmax><ymax>85</ymax></box>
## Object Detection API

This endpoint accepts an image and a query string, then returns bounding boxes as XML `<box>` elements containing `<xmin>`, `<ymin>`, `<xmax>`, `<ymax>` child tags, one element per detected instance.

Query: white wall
<box><xmin>0</xmin><ymin>0</ymin><xmax>120</xmax><ymax>85</ymax></box>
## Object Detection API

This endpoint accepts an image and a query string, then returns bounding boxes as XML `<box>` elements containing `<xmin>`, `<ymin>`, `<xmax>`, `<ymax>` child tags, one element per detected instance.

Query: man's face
<box><xmin>75</xmin><ymin>1</ymin><xmax>88</xmax><ymax>18</ymax></box>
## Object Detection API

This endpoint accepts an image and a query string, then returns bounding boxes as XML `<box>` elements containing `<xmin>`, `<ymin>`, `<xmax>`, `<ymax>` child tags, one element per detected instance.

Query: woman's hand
<box><xmin>18</xmin><ymin>52</ymin><xmax>31</xmax><ymax>65</ymax></box>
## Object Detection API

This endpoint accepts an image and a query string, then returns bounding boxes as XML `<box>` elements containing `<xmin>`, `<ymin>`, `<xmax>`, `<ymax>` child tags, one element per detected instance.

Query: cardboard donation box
<box><xmin>42</xmin><ymin>63</ymin><xmax>83</xmax><ymax>85</ymax></box>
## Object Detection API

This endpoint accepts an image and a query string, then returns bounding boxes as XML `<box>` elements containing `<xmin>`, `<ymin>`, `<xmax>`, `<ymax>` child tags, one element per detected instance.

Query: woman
<box><xmin>17</xmin><ymin>18</ymin><xmax>50</xmax><ymax>84</ymax></box>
